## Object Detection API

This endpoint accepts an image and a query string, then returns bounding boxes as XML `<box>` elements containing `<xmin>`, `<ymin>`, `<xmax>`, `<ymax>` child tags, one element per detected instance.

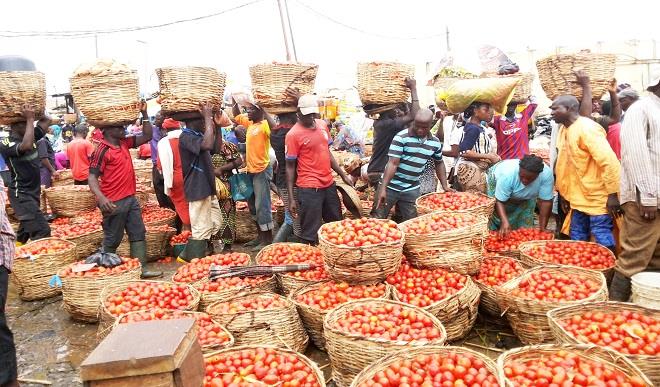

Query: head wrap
<box><xmin>162</xmin><ymin>118</ymin><xmax>181</xmax><ymax>130</ymax></box>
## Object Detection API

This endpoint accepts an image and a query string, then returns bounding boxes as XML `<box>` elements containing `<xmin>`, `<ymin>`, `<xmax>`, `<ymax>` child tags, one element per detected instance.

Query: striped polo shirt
<box><xmin>387</xmin><ymin>129</ymin><xmax>443</xmax><ymax>192</ymax></box>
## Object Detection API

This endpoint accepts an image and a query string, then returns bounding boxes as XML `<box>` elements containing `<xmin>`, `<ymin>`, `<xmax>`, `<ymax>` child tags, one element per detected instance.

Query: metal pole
<box><xmin>94</xmin><ymin>34</ymin><xmax>99</xmax><ymax>58</ymax></box>
<box><xmin>276</xmin><ymin>0</ymin><xmax>292</xmax><ymax>61</ymax></box>
<box><xmin>284</xmin><ymin>0</ymin><xmax>298</xmax><ymax>62</ymax></box>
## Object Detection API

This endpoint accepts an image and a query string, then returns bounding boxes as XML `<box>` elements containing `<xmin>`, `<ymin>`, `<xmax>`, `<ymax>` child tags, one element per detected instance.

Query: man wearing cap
<box><xmin>286</xmin><ymin>94</ymin><xmax>353</xmax><ymax>245</ymax></box>
<box><xmin>617</xmin><ymin>88</ymin><xmax>640</xmax><ymax>121</ymax></box>
<box><xmin>609</xmin><ymin>73</ymin><xmax>660</xmax><ymax>301</ymax></box>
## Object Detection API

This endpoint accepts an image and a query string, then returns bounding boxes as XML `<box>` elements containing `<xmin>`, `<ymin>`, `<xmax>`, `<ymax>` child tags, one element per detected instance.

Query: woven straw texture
<box><xmin>0</xmin><ymin>71</ymin><xmax>46</xmax><ymax>125</ymax></box>
<box><xmin>60</xmin><ymin>228</ymin><xmax>104</xmax><ymax>259</ymax></box>
<box><xmin>52</xmin><ymin>169</ymin><xmax>74</xmax><ymax>187</ymax></box>
<box><xmin>249</xmin><ymin>63</ymin><xmax>318</xmax><ymax>111</ymax></box>
<box><xmin>415</xmin><ymin>192</ymin><xmax>496</xmax><ymax>218</ymax></box>
<box><xmin>324</xmin><ymin>298</ymin><xmax>446</xmax><ymax>387</ymax></box>
<box><xmin>254</xmin><ymin>243</ymin><xmax>325</xmax><ymax>296</ymax></box>
<box><xmin>536</xmin><ymin>53</ymin><xmax>616</xmax><ymax>100</ymax></box>
<box><xmin>473</xmin><ymin>255</ymin><xmax>524</xmax><ymax>317</ymax></box>
<box><xmin>500</xmin><ymin>72</ymin><xmax>534</xmax><ymax>102</ymax></box>
<box><xmin>116</xmin><ymin>226</ymin><xmax>176</xmax><ymax>260</ymax></box>
<box><xmin>195</xmin><ymin>275</ymin><xmax>277</xmax><ymax>312</ymax></box>
<box><xmin>235</xmin><ymin>208</ymin><xmax>258</xmax><ymax>243</ymax></box>
<box><xmin>143</xmin><ymin>207</ymin><xmax>178</xmax><ymax>227</ymax></box>
<box><xmin>496</xmin><ymin>265</ymin><xmax>608</xmax><ymax>345</ymax></box>
<box><xmin>518</xmin><ymin>240</ymin><xmax>616</xmax><ymax>277</ymax></box>
<box><xmin>156</xmin><ymin>66</ymin><xmax>226</xmax><ymax>114</ymax></box>
<box><xmin>70</xmin><ymin>69</ymin><xmax>139</xmax><ymax>126</ymax></box>
<box><xmin>357</xmin><ymin>62</ymin><xmax>414</xmax><ymax>105</ymax></box>
<box><xmin>45</xmin><ymin>186</ymin><xmax>97</xmax><ymax>217</ymax></box>
<box><xmin>548</xmin><ymin>301</ymin><xmax>660</xmax><ymax>385</ymax></box>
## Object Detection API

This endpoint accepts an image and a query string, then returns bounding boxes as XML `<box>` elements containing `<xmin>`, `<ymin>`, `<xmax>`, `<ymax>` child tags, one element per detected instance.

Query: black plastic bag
<box><xmin>85</xmin><ymin>250</ymin><xmax>122</xmax><ymax>268</ymax></box>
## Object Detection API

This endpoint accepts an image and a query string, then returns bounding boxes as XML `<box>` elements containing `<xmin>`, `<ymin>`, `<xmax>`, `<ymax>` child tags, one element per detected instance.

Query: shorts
<box><xmin>570</xmin><ymin>210</ymin><xmax>615</xmax><ymax>248</ymax></box>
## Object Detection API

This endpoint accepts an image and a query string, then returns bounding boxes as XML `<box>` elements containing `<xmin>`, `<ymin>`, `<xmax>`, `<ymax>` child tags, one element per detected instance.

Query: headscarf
<box><xmin>162</xmin><ymin>118</ymin><xmax>181</xmax><ymax>130</ymax></box>
<box><xmin>49</xmin><ymin>125</ymin><xmax>63</xmax><ymax>152</ymax></box>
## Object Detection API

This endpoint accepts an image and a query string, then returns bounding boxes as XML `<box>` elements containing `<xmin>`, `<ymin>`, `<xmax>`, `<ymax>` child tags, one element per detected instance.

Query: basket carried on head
<box><xmin>324</xmin><ymin>298</ymin><xmax>446</xmax><ymax>387</ymax></box>
<box><xmin>496</xmin><ymin>265</ymin><xmax>608</xmax><ymax>345</ymax></box>
<box><xmin>499</xmin><ymin>72</ymin><xmax>534</xmax><ymax>102</ymax></box>
<box><xmin>70</xmin><ymin>60</ymin><xmax>140</xmax><ymax>126</ymax></box>
<box><xmin>518</xmin><ymin>239</ymin><xmax>616</xmax><ymax>277</ymax></box>
<box><xmin>206</xmin><ymin>291</ymin><xmax>308</xmax><ymax>352</ymax></box>
<box><xmin>195</xmin><ymin>275</ymin><xmax>277</xmax><ymax>312</ymax></box>
<box><xmin>0</xmin><ymin>71</ymin><xmax>46</xmax><ymax>125</ymax></box>
<box><xmin>116</xmin><ymin>226</ymin><xmax>176</xmax><ymax>260</ymax></box>
<box><xmin>415</xmin><ymin>191</ymin><xmax>495</xmax><ymax>218</ymax></box>
<box><xmin>357</xmin><ymin>62</ymin><xmax>414</xmax><ymax>105</ymax></box>
<box><xmin>497</xmin><ymin>343</ymin><xmax>653</xmax><ymax>387</ymax></box>
<box><xmin>249</xmin><ymin>62</ymin><xmax>318</xmax><ymax>113</ymax></box>
<box><xmin>45</xmin><ymin>186</ymin><xmax>97</xmax><ymax>218</ymax></box>
<box><xmin>547</xmin><ymin>301</ymin><xmax>660</xmax><ymax>385</ymax></box>
<box><xmin>536</xmin><ymin>53</ymin><xmax>616</xmax><ymax>101</ymax></box>
<box><xmin>235</xmin><ymin>207</ymin><xmax>258</xmax><ymax>243</ymax></box>
<box><xmin>11</xmin><ymin>238</ymin><xmax>77</xmax><ymax>301</ymax></box>
<box><xmin>254</xmin><ymin>242</ymin><xmax>327</xmax><ymax>295</ymax></box>
<box><xmin>156</xmin><ymin>66</ymin><xmax>226</xmax><ymax>114</ymax></box>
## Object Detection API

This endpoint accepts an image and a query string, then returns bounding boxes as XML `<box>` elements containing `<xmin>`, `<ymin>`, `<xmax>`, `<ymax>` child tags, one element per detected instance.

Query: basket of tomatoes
<box><xmin>12</xmin><ymin>238</ymin><xmax>77</xmax><ymax>301</ymax></box>
<box><xmin>472</xmin><ymin>255</ymin><xmax>524</xmax><ymax>316</ymax></box>
<box><xmin>172</xmin><ymin>253</ymin><xmax>251</xmax><ymax>284</ymax></box>
<box><xmin>399</xmin><ymin>211</ymin><xmax>488</xmax><ymax>275</ymax></box>
<box><xmin>206</xmin><ymin>291</ymin><xmax>308</xmax><ymax>352</ymax></box>
<box><xmin>116</xmin><ymin>225</ymin><xmax>176</xmax><ymax>260</ymax></box>
<box><xmin>289</xmin><ymin>281</ymin><xmax>390</xmax><ymax>350</ymax></box>
<box><xmin>547</xmin><ymin>301</ymin><xmax>660</xmax><ymax>385</ymax></box>
<box><xmin>518</xmin><ymin>240</ymin><xmax>616</xmax><ymax>276</ymax></box>
<box><xmin>351</xmin><ymin>345</ymin><xmax>501</xmax><ymax>387</ymax></box>
<box><xmin>58</xmin><ymin>257</ymin><xmax>141</xmax><ymax>322</ymax></box>
<box><xmin>324</xmin><ymin>298</ymin><xmax>446</xmax><ymax>387</ymax></box>
<box><xmin>255</xmin><ymin>243</ymin><xmax>327</xmax><ymax>295</ymax></box>
<box><xmin>498</xmin><ymin>344</ymin><xmax>652</xmax><ymax>387</ymax></box>
<box><xmin>44</xmin><ymin>185</ymin><xmax>97</xmax><ymax>217</ymax></box>
<box><xmin>141</xmin><ymin>205</ymin><xmax>177</xmax><ymax>227</ymax></box>
<box><xmin>318</xmin><ymin>218</ymin><xmax>404</xmax><ymax>285</ymax></box>
<box><xmin>388</xmin><ymin>262</ymin><xmax>481</xmax><ymax>341</ymax></box>
<box><xmin>51</xmin><ymin>222</ymin><xmax>104</xmax><ymax>259</ymax></box>
<box><xmin>415</xmin><ymin>191</ymin><xmax>495</xmax><ymax>218</ymax></box>
<box><xmin>195</xmin><ymin>275</ymin><xmax>277</xmax><ymax>312</ymax></box>
<box><xmin>116</xmin><ymin>309</ymin><xmax>234</xmax><ymax>354</ymax></box>
<box><xmin>496</xmin><ymin>265</ymin><xmax>608</xmax><ymax>344</ymax></box>
<box><xmin>484</xmin><ymin>228</ymin><xmax>553</xmax><ymax>259</ymax></box>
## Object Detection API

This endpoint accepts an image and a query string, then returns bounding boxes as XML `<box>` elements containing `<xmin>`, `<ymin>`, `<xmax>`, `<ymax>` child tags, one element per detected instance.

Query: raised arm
<box><xmin>199</xmin><ymin>103</ymin><xmax>216</xmax><ymax>151</ymax></box>
<box><xmin>134</xmin><ymin>101</ymin><xmax>152</xmax><ymax>147</ymax></box>
<box><xmin>602</xmin><ymin>79</ymin><xmax>622</xmax><ymax>126</ymax></box>
<box><xmin>575</xmin><ymin>70</ymin><xmax>593</xmax><ymax>118</ymax></box>
<box><xmin>18</xmin><ymin>104</ymin><xmax>36</xmax><ymax>153</ymax></box>
<box><xmin>395</xmin><ymin>78</ymin><xmax>420</xmax><ymax>126</ymax></box>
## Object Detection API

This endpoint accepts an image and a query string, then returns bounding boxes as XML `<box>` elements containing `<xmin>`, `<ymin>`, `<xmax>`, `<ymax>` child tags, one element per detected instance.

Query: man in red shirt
<box><xmin>66</xmin><ymin>124</ymin><xmax>94</xmax><ymax>185</ymax></box>
<box><xmin>492</xmin><ymin>99</ymin><xmax>537</xmax><ymax>160</ymax></box>
<box><xmin>285</xmin><ymin>94</ymin><xmax>353</xmax><ymax>244</ymax></box>
<box><xmin>88</xmin><ymin>101</ymin><xmax>161</xmax><ymax>278</ymax></box>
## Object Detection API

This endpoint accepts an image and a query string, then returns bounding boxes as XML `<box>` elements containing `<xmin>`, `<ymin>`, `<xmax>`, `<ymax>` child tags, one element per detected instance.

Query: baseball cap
<box><xmin>297</xmin><ymin>94</ymin><xmax>320</xmax><ymax>116</ymax></box>
<box><xmin>647</xmin><ymin>68</ymin><xmax>660</xmax><ymax>90</ymax></box>
<box><xmin>617</xmin><ymin>88</ymin><xmax>639</xmax><ymax>100</ymax></box>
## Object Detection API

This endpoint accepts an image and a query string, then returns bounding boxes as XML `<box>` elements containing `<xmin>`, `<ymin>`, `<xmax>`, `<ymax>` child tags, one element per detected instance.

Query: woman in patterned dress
<box><xmin>211</xmin><ymin>131</ymin><xmax>243</xmax><ymax>252</ymax></box>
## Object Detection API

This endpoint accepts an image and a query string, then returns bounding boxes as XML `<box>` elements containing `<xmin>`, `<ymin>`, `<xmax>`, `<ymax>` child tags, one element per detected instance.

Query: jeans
<box><xmin>102</xmin><ymin>196</ymin><xmax>146</xmax><ymax>249</ymax></box>
<box><xmin>0</xmin><ymin>266</ymin><xmax>17</xmax><ymax>385</ymax></box>
<box><xmin>248</xmin><ymin>165</ymin><xmax>274</xmax><ymax>231</ymax></box>
<box><xmin>570</xmin><ymin>210</ymin><xmax>615</xmax><ymax>248</ymax></box>
<box><xmin>373</xmin><ymin>186</ymin><xmax>419</xmax><ymax>223</ymax></box>
<box><xmin>297</xmin><ymin>183</ymin><xmax>342</xmax><ymax>243</ymax></box>
<box><xmin>8</xmin><ymin>192</ymin><xmax>50</xmax><ymax>244</ymax></box>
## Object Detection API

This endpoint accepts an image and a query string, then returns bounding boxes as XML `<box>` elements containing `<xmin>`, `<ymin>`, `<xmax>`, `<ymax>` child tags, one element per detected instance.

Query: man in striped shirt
<box><xmin>375</xmin><ymin>108</ymin><xmax>452</xmax><ymax>222</ymax></box>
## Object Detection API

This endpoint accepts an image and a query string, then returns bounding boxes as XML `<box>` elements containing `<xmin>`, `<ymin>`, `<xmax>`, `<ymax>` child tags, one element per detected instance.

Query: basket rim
<box><xmin>170</xmin><ymin>252</ymin><xmax>252</xmax><ymax>284</ymax></box>
<box><xmin>288</xmin><ymin>280</ymin><xmax>390</xmax><ymax>312</ymax></box>
<box><xmin>391</xmin><ymin>272</ymin><xmax>475</xmax><ymax>308</ymax></box>
<box><xmin>399</xmin><ymin>210</ymin><xmax>488</xmax><ymax>237</ymax></box>
<box><xmin>317</xmin><ymin>219</ymin><xmax>405</xmax><ymax>248</ymax></box>
<box><xmin>15</xmin><ymin>237</ymin><xmax>76</xmax><ymax>260</ymax></box>
<box><xmin>99</xmin><ymin>279</ymin><xmax>201</xmax><ymax>318</ymax></box>
<box><xmin>254</xmin><ymin>242</ymin><xmax>323</xmax><ymax>263</ymax></box>
<box><xmin>472</xmin><ymin>255</ymin><xmax>525</xmax><ymax>288</ymax></box>
<box><xmin>205</xmin><ymin>290</ymin><xmax>292</xmax><ymax>316</ymax></box>
<box><xmin>518</xmin><ymin>240</ymin><xmax>616</xmax><ymax>272</ymax></box>
<box><xmin>56</xmin><ymin>259</ymin><xmax>141</xmax><ymax>278</ymax></box>
<box><xmin>415</xmin><ymin>191</ymin><xmax>495</xmax><ymax>212</ymax></box>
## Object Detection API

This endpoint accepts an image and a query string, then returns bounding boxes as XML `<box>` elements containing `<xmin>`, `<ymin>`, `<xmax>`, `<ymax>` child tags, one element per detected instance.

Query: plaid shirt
<box><xmin>0</xmin><ymin>178</ymin><xmax>16</xmax><ymax>271</ymax></box>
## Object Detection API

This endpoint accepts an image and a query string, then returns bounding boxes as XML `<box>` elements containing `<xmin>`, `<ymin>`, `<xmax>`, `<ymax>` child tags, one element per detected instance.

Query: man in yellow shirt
<box><xmin>551</xmin><ymin>95</ymin><xmax>621</xmax><ymax>249</ymax></box>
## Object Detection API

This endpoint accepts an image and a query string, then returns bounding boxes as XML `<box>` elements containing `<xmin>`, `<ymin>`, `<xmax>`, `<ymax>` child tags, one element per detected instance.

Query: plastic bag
<box><xmin>229</xmin><ymin>171</ymin><xmax>253</xmax><ymax>202</ymax></box>
<box><xmin>85</xmin><ymin>250</ymin><xmax>122</xmax><ymax>268</ymax></box>
<box><xmin>438</xmin><ymin>77</ymin><xmax>520</xmax><ymax>115</ymax></box>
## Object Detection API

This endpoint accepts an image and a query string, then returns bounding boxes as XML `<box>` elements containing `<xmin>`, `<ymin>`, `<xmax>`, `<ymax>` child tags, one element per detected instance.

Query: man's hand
<box><xmin>138</xmin><ymin>99</ymin><xmax>148</xmax><ymax>114</ymax></box>
<box><xmin>499</xmin><ymin>220</ymin><xmax>512</xmax><ymax>238</ymax></box>
<box><xmin>608</xmin><ymin>78</ymin><xmax>617</xmax><ymax>93</ymax></box>
<box><xmin>21</xmin><ymin>104</ymin><xmax>35</xmax><ymax>119</ymax></box>
<box><xmin>574</xmin><ymin>69</ymin><xmax>590</xmax><ymax>87</ymax></box>
<box><xmin>340</xmin><ymin>173</ymin><xmax>354</xmax><ymax>187</ymax></box>
<box><xmin>441</xmin><ymin>185</ymin><xmax>455</xmax><ymax>193</ymax></box>
<box><xmin>288</xmin><ymin>200</ymin><xmax>298</xmax><ymax>219</ymax></box>
<box><xmin>199</xmin><ymin>102</ymin><xmax>214</xmax><ymax>119</ymax></box>
<box><xmin>404</xmin><ymin>77</ymin><xmax>416</xmax><ymax>89</ymax></box>
<box><xmin>285</xmin><ymin>87</ymin><xmax>301</xmax><ymax>101</ymax></box>
<box><xmin>376</xmin><ymin>188</ymin><xmax>387</xmax><ymax>209</ymax></box>
<box><xmin>640</xmin><ymin>205</ymin><xmax>656</xmax><ymax>222</ymax></box>
<box><xmin>98</xmin><ymin>196</ymin><xmax>117</xmax><ymax>215</ymax></box>
<box><xmin>560</xmin><ymin>197</ymin><xmax>571</xmax><ymax>214</ymax></box>
<box><xmin>607</xmin><ymin>193</ymin><xmax>623</xmax><ymax>219</ymax></box>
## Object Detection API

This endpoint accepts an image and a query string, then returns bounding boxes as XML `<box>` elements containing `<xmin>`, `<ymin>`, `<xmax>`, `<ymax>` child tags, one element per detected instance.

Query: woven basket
<box><xmin>518</xmin><ymin>240</ymin><xmax>616</xmax><ymax>276</ymax></box>
<box><xmin>254</xmin><ymin>242</ymin><xmax>326</xmax><ymax>295</ymax></box>
<box><xmin>134</xmin><ymin>167</ymin><xmax>152</xmax><ymax>183</ymax></box>
<box><xmin>116</xmin><ymin>309</ymin><xmax>234</xmax><ymax>354</ymax></box>
<box><xmin>52</xmin><ymin>169</ymin><xmax>74</xmax><ymax>187</ymax></box>
<box><xmin>547</xmin><ymin>301</ymin><xmax>660</xmax><ymax>385</ymax></box>
<box><xmin>59</xmin><ymin>264</ymin><xmax>141</xmax><ymax>323</ymax></box>
<box><xmin>501</xmin><ymin>72</ymin><xmax>534</xmax><ymax>102</ymax></box>
<box><xmin>70</xmin><ymin>67</ymin><xmax>139</xmax><ymax>126</ymax></box>
<box><xmin>496</xmin><ymin>265</ymin><xmax>608</xmax><ymax>345</ymax></box>
<box><xmin>415</xmin><ymin>192</ymin><xmax>496</xmax><ymax>218</ymax></box>
<box><xmin>116</xmin><ymin>226</ymin><xmax>176</xmax><ymax>260</ymax></box>
<box><xmin>235</xmin><ymin>207</ymin><xmax>258</xmax><ymax>243</ymax></box>
<box><xmin>289</xmin><ymin>281</ymin><xmax>391</xmax><ymax>351</ymax></box>
<box><xmin>249</xmin><ymin>63</ymin><xmax>318</xmax><ymax>111</ymax></box>
<box><xmin>433</xmin><ymin>76</ymin><xmax>466</xmax><ymax>91</ymax></box>
<box><xmin>473</xmin><ymin>255</ymin><xmax>524</xmax><ymax>317</ymax></box>
<box><xmin>351</xmin><ymin>345</ymin><xmax>501</xmax><ymax>387</ymax></box>
<box><xmin>195</xmin><ymin>275</ymin><xmax>278</xmax><ymax>312</ymax></box>
<box><xmin>392</xmin><ymin>275</ymin><xmax>481</xmax><ymax>341</ymax></box>
<box><xmin>156</xmin><ymin>66</ymin><xmax>226</xmax><ymax>114</ymax></box>
<box><xmin>536</xmin><ymin>53</ymin><xmax>616</xmax><ymax>101</ymax></box>
<box><xmin>58</xmin><ymin>227</ymin><xmax>104</xmax><ymax>259</ymax></box>
<box><xmin>318</xmin><ymin>220</ymin><xmax>404</xmax><ymax>285</ymax></box>
<box><xmin>11</xmin><ymin>238</ymin><xmax>77</xmax><ymax>301</ymax></box>
<box><xmin>357</xmin><ymin>62</ymin><xmax>415</xmax><ymax>105</ymax></box>
<box><xmin>45</xmin><ymin>186</ymin><xmax>97</xmax><ymax>217</ymax></box>
<box><xmin>206</xmin><ymin>292</ymin><xmax>308</xmax><ymax>352</ymax></box>
<box><xmin>400</xmin><ymin>211</ymin><xmax>488</xmax><ymax>274</ymax></box>
<box><xmin>497</xmin><ymin>344</ymin><xmax>653</xmax><ymax>387</ymax></box>
<box><xmin>142</xmin><ymin>207</ymin><xmax>177</xmax><ymax>227</ymax></box>
<box><xmin>0</xmin><ymin>71</ymin><xmax>46</xmax><ymax>125</ymax></box>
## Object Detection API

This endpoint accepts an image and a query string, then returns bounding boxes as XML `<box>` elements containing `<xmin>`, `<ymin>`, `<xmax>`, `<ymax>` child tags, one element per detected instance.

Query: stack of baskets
<box><xmin>536</xmin><ymin>53</ymin><xmax>616</xmax><ymax>100</ymax></box>
<box><xmin>156</xmin><ymin>66</ymin><xmax>226</xmax><ymax>115</ymax></box>
<box><xmin>357</xmin><ymin>62</ymin><xmax>414</xmax><ymax>105</ymax></box>
<box><xmin>249</xmin><ymin>62</ymin><xmax>318</xmax><ymax>114</ymax></box>
<box><xmin>0</xmin><ymin>70</ymin><xmax>46</xmax><ymax>125</ymax></box>
<box><xmin>44</xmin><ymin>186</ymin><xmax>97</xmax><ymax>218</ymax></box>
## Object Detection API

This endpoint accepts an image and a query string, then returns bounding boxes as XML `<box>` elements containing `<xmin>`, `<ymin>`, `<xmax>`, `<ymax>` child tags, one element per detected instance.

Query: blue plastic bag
<box><xmin>229</xmin><ymin>171</ymin><xmax>253</xmax><ymax>202</ymax></box>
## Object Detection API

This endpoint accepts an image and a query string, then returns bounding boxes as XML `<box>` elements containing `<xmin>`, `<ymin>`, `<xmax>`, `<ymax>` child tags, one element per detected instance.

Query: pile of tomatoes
<box><xmin>503</xmin><ymin>349</ymin><xmax>647</xmax><ymax>387</ymax></box>
<box><xmin>386</xmin><ymin>263</ymin><xmax>466</xmax><ymax>308</ymax></box>
<box><xmin>51</xmin><ymin>217</ymin><xmax>71</xmax><ymax>226</ymax></box>
<box><xmin>510</xmin><ymin>269</ymin><xmax>601</xmax><ymax>302</ymax></box>
<box><xmin>417</xmin><ymin>191</ymin><xmax>491</xmax><ymax>212</ymax></box>
<box><xmin>197</xmin><ymin>276</ymin><xmax>271</xmax><ymax>294</ymax></box>
<box><xmin>103</xmin><ymin>282</ymin><xmax>195</xmax><ymax>317</ymax></box>
<box><xmin>559</xmin><ymin>310</ymin><xmax>660</xmax><ymax>356</ymax></box>
<box><xmin>320</xmin><ymin>218</ymin><xmax>402</xmax><ymax>247</ymax></box>
<box><xmin>170</xmin><ymin>230</ymin><xmax>192</xmax><ymax>246</ymax></box>
<box><xmin>484</xmin><ymin>228</ymin><xmax>553</xmax><ymax>252</ymax></box>
<box><xmin>142</xmin><ymin>205</ymin><xmax>175</xmax><ymax>224</ymax></box>
<box><xmin>51</xmin><ymin>223</ymin><xmax>102</xmax><ymax>239</ymax></box>
<box><xmin>16</xmin><ymin>239</ymin><xmax>72</xmax><ymax>257</ymax></box>
<box><xmin>295</xmin><ymin>282</ymin><xmax>388</xmax><ymax>310</ymax></box>
<box><xmin>203</xmin><ymin>347</ymin><xmax>321</xmax><ymax>387</ymax></box>
<box><xmin>210</xmin><ymin>294</ymin><xmax>288</xmax><ymax>314</ymax></box>
<box><xmin>75</xmin><ymin>209</ymin><xmax>103</xmax><ymax>224</ymax></box>
<box><xmin>474</xmin><ymin>257</ymin><xmax>524</xmax><ymax>287</ymax></box>
<box><xmin>358</xmin><ymin>349</ymin><xmax>499</xmax><ymax>387</ymax></box>
<box><xmin>60</xmin><ymin>258</ymin><xmax>140</xmax><ymax>277</ymax></box>
<box><xmin>525</xmin><ymin>241</ymin><xmax>615</xmax><ymax>270</ymax></box>
<box><xmin>173</xmin><ymin>253</ymin><xmax>251</xmax><ymax>283</ymax></box>
<box><xmin>258</xmin><ymin>244</ymin><xmax>327</xmax><ymax>282</ymax></box>
<box><xmin>119</xmin><ymin>309</ymin><xmax>231</xmax><ymax>348</ymax></box>
<box><xmin>404</xmin><ymin>212</ymin><xmax>475</xmax><ymax>235</ymax></box>
<box><xmin>330</xmin><ymin>302</ymin><xmax>443</xmax><ymax>342</ymax></box>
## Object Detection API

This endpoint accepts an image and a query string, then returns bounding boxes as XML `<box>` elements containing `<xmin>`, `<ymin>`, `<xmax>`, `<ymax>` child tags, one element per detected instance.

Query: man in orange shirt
<box><xmin>66</xmin><ymin>124</ymin><xmax>94</xmax><ymax>185</ymax></box>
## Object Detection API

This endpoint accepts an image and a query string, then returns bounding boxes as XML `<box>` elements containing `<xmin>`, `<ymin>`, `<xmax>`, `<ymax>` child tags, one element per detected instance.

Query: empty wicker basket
<box><xmin>357</xmin><ymin>62</ymin><xmax>414</xmax><ymax>105</ymax></box>
<box><xmin>156</xmin><ymin>66</ymin><xmax>226</xmax><ymax>114</ymax></box>
<box><xmin>249</xmin><ymin>63</ymin><xmax>318</xmax><ymax>113</ymax></box>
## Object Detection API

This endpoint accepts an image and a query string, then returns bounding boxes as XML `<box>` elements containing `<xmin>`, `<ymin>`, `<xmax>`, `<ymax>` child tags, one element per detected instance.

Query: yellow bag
<box><xmin>216</xmin><ymin>178</ymin><xmax>231</xmax><ymax>201</ymax></box>
<box><xmin>438</xmin><ymin>77</ymin><xmax>519</xmax><ymax>115</ymax></box>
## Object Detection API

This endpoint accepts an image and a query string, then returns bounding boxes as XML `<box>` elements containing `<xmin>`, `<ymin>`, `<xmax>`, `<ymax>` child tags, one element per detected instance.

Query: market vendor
<box><xmin>486</xmin><ymin>155</ymin><xmax>554</xmax><ymax>235</ymax></box>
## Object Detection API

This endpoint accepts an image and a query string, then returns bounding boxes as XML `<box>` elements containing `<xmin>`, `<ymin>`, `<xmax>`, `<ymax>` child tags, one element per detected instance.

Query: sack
<box><xmin>229</xmin><ymin>171</ymin><xmax>253</xmax><ymax>202</ymax></box>
<box><xmin>439</xmin><ymin>77</ymin><xmax>520</xmax><ymax>115</ymax></box>
<box><xmin>216</xmin><ymin>178</ymin><xmax>231</xmax><ymax>201</ymax></box>
<box><xmin>85</xmin><ymin>250</ymin><xmax>122</xmax><ymax>268</ymax></box>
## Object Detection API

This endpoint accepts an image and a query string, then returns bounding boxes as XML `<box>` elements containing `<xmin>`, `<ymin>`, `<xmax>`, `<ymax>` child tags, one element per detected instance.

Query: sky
<box><xmin>2</xmin><ymin>0</ymin><xmax>659</xmax><ymax>96</ymax></box>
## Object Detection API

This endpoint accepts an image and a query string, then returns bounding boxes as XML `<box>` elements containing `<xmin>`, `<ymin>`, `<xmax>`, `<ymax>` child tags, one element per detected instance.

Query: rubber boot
<box><xmin>273</xmin><ymin>223</ymin><xmax>293</xmax><ymax>243</ymax></box>
<box><xmin>131</xmin><ymin>240</ymin><xmax>162</xmax><ymax>279</ymax></box>
<box><xmin>178</xmin><ymin>239</ymin><xmax>208</xmax><ymax>262</ymax></box>
<box><xmin>609</xmin><ymin>271</ymin><xmax>632</xmax><ymax>301</ymax></box>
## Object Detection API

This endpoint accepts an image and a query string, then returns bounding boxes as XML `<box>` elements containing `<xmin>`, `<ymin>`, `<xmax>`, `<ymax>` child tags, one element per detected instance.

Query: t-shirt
<box><xmin>179</xmin><ymin>130</ymin><xmax>215</xmax><ymax>202</ymax></box>
<box><xmin>492</xmin><ymin>104</ymin><xmax>537</xmax><ymax>160</ymax></box>
<box><xmin>37</xmin><ymin>137</ymin><xmax>55</xmax><ymax>172</ymax></box>
<box><xmin>459</xmin><ymin>122</ymin><xmax>492</xmax><ymax>154</ymax></box>
<box><xmin>490</xmin><ymin>159</ymin><xmax>554</xmax><ymax>202</ymax></box>
<box><xmin>285</xmin><ymin>120</ymin><xmax>334</xmax><ymax>189</ymax></box>
<box><xmin>0</xmin><ymin>133</ymin><xmax>41</xmax><ymax>201</ymax></box>
<box><xmin>271</xmin><ymin>124</ymin><xmax>292</xmax><ymax>188</ymax></box>
<box><xmin>67</xmin><ymin>138</ymin><xmax>95</xmax><ymax>181</ymax></box>
<box><xmin>235</xmin><ymin>114</ymin><xmax>271</xmax><ymax>173</ymax></box>
<box><xmin>367</xmin><ymin>117</ymin><xmax>407</xmax><ymax>174</ymax></box>
<box><xmin>387</xmin><ymin>129</ymin><xmax>443</xmax><ymax>192</ymax></box>
<box><xmin>89</xmin><ymin>137</ymin><xmax>137</xmax><ymax>202</ymax></box>
<box><xmin>605</xmin><ymin>123</ymin><xmax>621</xmax><ymax>160</ymax></box>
